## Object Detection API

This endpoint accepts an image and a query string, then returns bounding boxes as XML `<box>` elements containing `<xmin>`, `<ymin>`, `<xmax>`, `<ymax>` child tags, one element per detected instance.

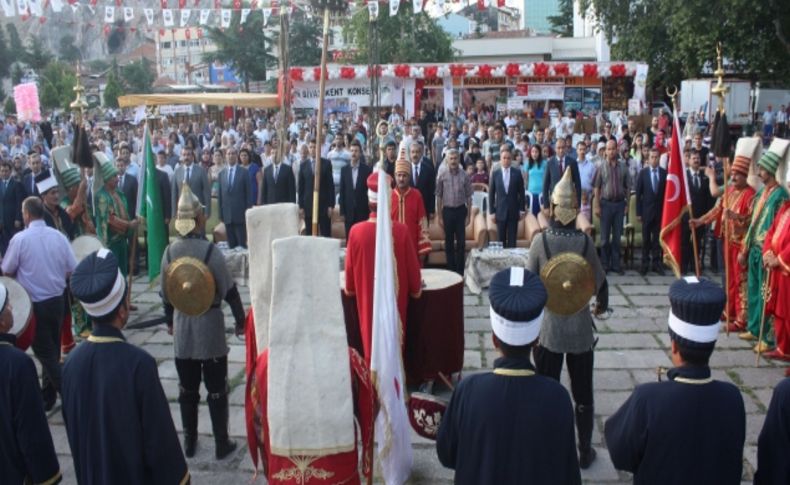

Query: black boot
<box><xmin>179</xmin><ymin>389</ymin><xmax>200</xmax><ymax>458</ymax></box>
<box><xmin>576</xmin><ymin>403</ymin><xmax>596</xmax><ymax>469</ymax></box>
<box><xmin>207</xmin><ymin>392</ymin><xmax>237</xmax><ymax>460</ymax></box>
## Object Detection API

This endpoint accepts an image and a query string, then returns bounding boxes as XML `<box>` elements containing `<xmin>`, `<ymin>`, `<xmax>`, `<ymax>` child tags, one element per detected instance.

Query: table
<box><xmin>465</xmin><ymin>247</ymin><xmax>530</xmax><ymax>295</ymax></box>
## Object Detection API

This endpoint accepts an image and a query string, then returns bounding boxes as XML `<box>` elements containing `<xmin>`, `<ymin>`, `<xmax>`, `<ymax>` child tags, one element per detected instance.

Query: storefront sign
<box><xmin>292</xmin><ymin>79</ymin><xmax>394</xmax><ymax>110</ymax></box>
<box><xmin>514</xmin><ymin>83</ymin><xmax>565</xmax><ymax>100</ymax></box>
<box><xmin>159</xmin><ymin>104</ymin><xmax>196</xmax><ymax>115</ymax></box>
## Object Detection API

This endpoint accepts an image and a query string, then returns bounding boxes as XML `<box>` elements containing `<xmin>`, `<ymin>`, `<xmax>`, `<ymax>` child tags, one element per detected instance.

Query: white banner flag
<box><xmin>180</xmin><ymin>8</ymin><xmax>190</xmax><ymax>27</ymax></box>
<box><xmin>367</xmin><ymin>0</ymin><xmax>378</xmax><ymax>18</ymax></box>
<box><xmin>50</xmin><ymin>0</ymin><xmax>63</xmax><ymax>13</ymax></box>
<box><xmin>634</xmin><ymin>63</ymin><xmax>649</xmax><ymax>103</ymax></box>
<box><xmin>412</xmin><ymin>0</ymin><xmax>422</xmax><ymax>13</ymax></box>
<box><xmin>262</xmin><ymin>7</ymin><xmax>272</xmax><ymax>26</ymax></box>
<box><xmin>1</xmin><ymin>0</ymin><xmax>15</xmax><ymax>16</ymax></box>
<box><xmin>15</xmin><ymin>0</ymin><xmax>26</xmax><ymax>16</ymax></box>
<box><xmin>123</xmin><ymin>6</ymin><xmax>133</xmax><ymax>22</ymax></box>
<box><xmin>144</xmin><ymin>8</ymin><xmax>154</xmax><ymax>25</ymax></box>
<box><xmin>104</xmin><ymin>6</ymin><xmax>114</xmax><ymax>23</ymax></box>
<box><xmin>240</xmin><ymin>8</ymin><xmax>250</xmax><ymax>24</ymax></box>
<box><xmin>220</xmin><ymin>9</ymin><xmax>231</xmax><ymax>28</ymax></box>
<box><xmin>199</xmin><ymin>8</ymin><xmax>210</xmax><ymax>25</ymax></box>
<box><xmin>162</xmin><ymin>9</ymin><xmax>174</xmax><ymax>27</ymax></box>
<box><xmin>370</xmin><ymin>169</ymin><xmax>414</xmax><ymax>485</ymax></box>
<box><xmin>27</xmin><ymin>0</ymin><xmax>41</xmax><ymax>16</ymax></box>
<box><xmin>389</xmin><ymin>0</ymin><xmax>400</xmax><ymax>16</ymax></box>
<box><xmin>443</xmin><ymin>77</ymin><xmax>453</xmax><ymax>114</ymax></box>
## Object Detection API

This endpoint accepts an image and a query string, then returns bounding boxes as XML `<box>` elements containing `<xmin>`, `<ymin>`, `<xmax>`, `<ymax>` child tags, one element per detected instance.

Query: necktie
<box><xmin>229</xmin><ymin>167</ymin><xmax>234</xmax><ymax>186</ymax></box>
<box><xmin>274</xmin><ymin>164</ymin><xmax>279</xmax><ymax>182</ymax></box>
<box><xmin>186</xmin><ymin>166</ymin><xmax>191</xmax><ymax>182</ymax></box>
<box><xmin>413</xmin><ymin>164</ymin><xmax>419</xmax><ymax>185</ymax></box>
<box><xmin>503</xmin><ymin>168</ymin><xmax>509</xmax><ymax>194</ymax></box>
<box><xmin>652</xmin><ymin>169</ymin><xmax>658</xmax><ymax>193</ymax></box>
<box><xmin>559</xmin><ymin>158</ymin><xmax>564</xmax><ymax>174</ymax></box>
<box><xmin>352</xmin><ymin>165</ymin><xmax>358</xmax><ymax>187</ymax></box>
<box><xmin>119</xmin><ymin>175</ymin><xmax>124</xmax><ymax>188</ymax></box>
<box><xmin>311</xmin><ymin>160</ymin><xmax>315</xmax><ymax>173</ymax></box>
<box><xmin>694</xmin><ymin>173</ymin><xmax>700</xmax><ymax>190</ymax></box>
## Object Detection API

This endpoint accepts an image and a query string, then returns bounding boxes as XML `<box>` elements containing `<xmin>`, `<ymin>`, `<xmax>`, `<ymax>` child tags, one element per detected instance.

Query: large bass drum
<box><xmin>71</xmin><ymin>235</ymin><xmax>104</xmax><ymax>263</ymax></box>
<box><xmin>0</xmin><ymin>276</ymin><xmax>34</xmax><ymax>350</ymax></box>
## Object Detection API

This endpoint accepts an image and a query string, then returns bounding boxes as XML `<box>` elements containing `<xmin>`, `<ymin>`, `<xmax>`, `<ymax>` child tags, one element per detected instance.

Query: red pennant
<box><xmin>184</xmin><ymin>28</ymin><xmax>191</xmax><ymax>39</ymax></box>
<box><xmin>161</xmin><ymin>0</ymin><xmax>168</xmax><ymax>8</ymax></box>
<box><xmin>476</xmin><ymin>0</ymin><xmax>484</xmax><ymax>10</ymax></box>
<box><xmin>196</xmin><ymin>27</ymin><xmax>203</xmax><ymax>38</ymax></box>
<box><xmin>214</xmin><ymin>0</ymin><xmax>220</xmax><ymax>8</ymax></box>
<box><xmin>233</xmin><ymin>0</ymin><xmax>241</xmax><ymax>8</ymax></box>
<box><xmin>89</xmin><ymin>0</ymin><xmax>97</xmax><ymax>5</ymax></box>
<box><xmin>496</xmin><ymin>0</ymin><xmax>504</xmax><ymax>6</ymax></box>
<box><xmin>39</xmin><ymin>16</ymin><xmax>47</xmax><ymax>24</ymax></box>
<box><xmin>20</xmin><ymin>14</ymin><xmax>29</xmax><ymax>21</ymax></box>
<box><xmin>159</xmin><ymin>27</ymin><xmax>166</xmax><ymax>36</ymax></box>
<box><xmin>130</xmin><ymin>27</ymin><xmax>137</xmax><ymax>32</ymax></box>
<box><xmin>251</xmin><ymin>0</ymin><xmax>258</xmax><ymax>8</ymax></box>
<box><xmin>178</xmin><ymin>0</ymin><xmax>186</xmax><ymax>8</ymax></box>
<box><xmin>194</xmin><ymin>0</ymin><xmax>200</xmax><ymax>5</ymax></box>
<box><xmin>103</xmin><ymin>24</ymin><xmax>111</xmax><ymax>36</ymax></box>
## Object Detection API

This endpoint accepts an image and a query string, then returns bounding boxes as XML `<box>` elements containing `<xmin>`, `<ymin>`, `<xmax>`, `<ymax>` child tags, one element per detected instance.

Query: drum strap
<box><xmin>0</xmin><ymin>341</ymin><xmax>12</xmax><ymax>347</ymax></box>
<box><xmin>493</xmin><ymin>368</ymin><xmax>535</xmax><ymax>377</ymax></box>
<box><xmin>87</xmin><ymin>335</ymin><xmax>124</xmax><ymax>344</ymax></box>
<box><xmin>165</xmin><ymin>241</ymin><xmax>214</xmax><ymax>266</ymax></box>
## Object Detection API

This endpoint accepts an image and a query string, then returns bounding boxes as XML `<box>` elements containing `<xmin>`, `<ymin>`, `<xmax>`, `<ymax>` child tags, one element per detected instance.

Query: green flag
<box><xmin>141</xmin><ymin>125</ymin><xmax>167</xmax><ymax>282</ymax></box>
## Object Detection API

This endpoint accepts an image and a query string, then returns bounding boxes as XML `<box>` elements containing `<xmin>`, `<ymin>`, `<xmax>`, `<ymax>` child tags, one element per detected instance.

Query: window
<box><xmin>179</xmin><ymin>40</ymin><xmax>187</xmax><ymax>47</ymax></box>
<box><xmin>161</xmin><ymin>41</ymin><xmax>172</xmax><ymax>49</ymax></box>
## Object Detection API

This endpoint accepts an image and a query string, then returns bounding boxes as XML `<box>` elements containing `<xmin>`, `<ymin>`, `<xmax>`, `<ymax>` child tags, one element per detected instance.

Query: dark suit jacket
<box><xmin>542</xmin><ymin>156</ymin><xmax>582</xmax><ymax>208</ymax></box>
<box><xmin>489</xmin><ymin>166</ymin><xmax>525</xmax><ymax>222</ymax></box>
<box><xmin>298</xmin><ymin>158</ymin><xmax>335</xmax><ymax>216</ymax></box>
<box><xmin>172</xmin><ymin>163</ymin><xmax>211</xmax><ymax>218</ymax></box>
<box><xmin>0</xmin><ymin>178</ymin><xmax>24</xmax><ymax>232</ymax></box>
<box><xmin>218</xmin><ymin>164</ymin><xmax>252</xmax><ymax>225</ymax></box>
<box><xmin>410</xmin><ymin>158</ymin><xmax>436</xmax><ymax>216</ymax></box>
<box><xmin>118</xmin><ymin>173</ymin><xmax>138</xmax><ymax>219</ymax></box>
<box><xmin>261</xmin><ymin>163</ymin><xmax>296</xmax><ymax>205</ymax></box>
<box><xmin>338</xmin><ymin>162</ymin><xmax>372</xmax><ymax>225</ymax></box>
<box><xmin>686</xmin><ymin>168</ymin><xmax>714</xmax><ymax>217</ymax></box>
<box><xmin>635</xmin><ymin>166</ymin><xmax>667</xmax><ymax>224</ymax></box>
<box><xmin>22</xmin><ymin>170</ymin><xmax>46</xmax><ymax>198</ymax></box>
<box><xmin>156</xmin><ymin>168</ymin><xmax>172</xmax><ymax>221</ymax></box>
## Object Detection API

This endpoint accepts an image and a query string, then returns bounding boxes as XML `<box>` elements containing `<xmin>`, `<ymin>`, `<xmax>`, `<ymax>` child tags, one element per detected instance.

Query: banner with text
<box><xmin>292</xmin><ymin>80</ymin><xmax>394</xmax><ymax>111</ymax></box>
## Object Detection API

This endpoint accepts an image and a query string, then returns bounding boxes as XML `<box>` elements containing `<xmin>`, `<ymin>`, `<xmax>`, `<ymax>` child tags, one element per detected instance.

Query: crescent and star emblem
<box><xmin>666</xmin><ymin>174</ymin><xmax>680</xmax><ymax>202</ymax></box>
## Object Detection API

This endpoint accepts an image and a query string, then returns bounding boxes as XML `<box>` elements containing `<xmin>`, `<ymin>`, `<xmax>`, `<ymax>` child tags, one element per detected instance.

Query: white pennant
<box><xmin>199</xmin><ymin>8</ymin><xmax>210</xmax><ymax>25</ymax></box>
<box><xmin>123</xmin><ymin>6</ymin><xmax>133</xmax><ymax>22</ymax></box>
<box><xmin>162</xmin><ymin>8</ymin><xmax>174</xmax><ymax>27</ymax></box>
<box><xmin>262</xmin><ymin>7</ymin><xmax>272</xmax><ymax>26</ymax></box>
<box><xmin>104</xmin><ymin>5</ymin><xmax>115</xmax><ymax>23</ymax></box>
<box><xmin>180</xmin><ymin>8</ymin><xmax>190</xmax><ymax>27</ymax></box>
<box><xmin>144</xmin><ymin>8</ymin><xmax>154</xmax><ymax>25</ymax></box>
<box><xmin>220</xmin><ymin>9</ymin><xmax>231</xmax><ymax>28</ymax></box>
<box><xmin>50</xmin><ymin>0</ymin><xmax>62</xmax><ymax>13</ymax></box>
<box><xmin>368</xmin><ymin>1</ymin><xmax>378</xmax><ymax>18</ymax></box>
<box><xmin>412</xmin><ymin>0</ymin><xmax>422</xmax><ymax>13</ymax></box>
<box><xmin>0</xmin><ymin>0</ymin><xmax>15</xmax><ymax>16</ymax></box>
<box><xmin>86</xmin><ymin>4</ymin><xmax>94</xmax><ymax>15</ymax></box>
<box><xmin>389</xmin><ymin>0</ymin><xmax>400</xmax><ymax>16</ymax></box>
<box><xmin>26</xmin><ymin>0</ymin><xmax>41</xmax><ymax>16</ymax></box>
<box><xmin>240</xmin><ymin>8</ymin><xmax>250</xmax><ymax>24</ymax></box>
<box><xmin>15</xmin><ymin>0</ymin><xmax>26</xmax><ymax>16</ymax></box>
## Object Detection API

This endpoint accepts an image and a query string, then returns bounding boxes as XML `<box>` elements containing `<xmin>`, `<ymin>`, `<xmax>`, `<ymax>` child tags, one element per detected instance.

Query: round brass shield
<box><xmin>164</xmin><ymin>257</ymin><xmax>216</xmax><ymax>316</ymax></box>
<box><xmin>540</xmin><ymin>252</ymin><xmax>595</xmax><ymax>316</ymax></box>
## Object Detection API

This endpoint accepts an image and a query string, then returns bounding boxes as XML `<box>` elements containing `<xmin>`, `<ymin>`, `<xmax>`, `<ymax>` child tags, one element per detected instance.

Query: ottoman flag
<box><xmin>659</xmin><ymin>112</ymin><xmax>691</xmax><ymax>277</ymax></box>
<box><xmin>140</xmin><ymin>125</ymin><xmax>167</xmax><ymax>281</ymax></box>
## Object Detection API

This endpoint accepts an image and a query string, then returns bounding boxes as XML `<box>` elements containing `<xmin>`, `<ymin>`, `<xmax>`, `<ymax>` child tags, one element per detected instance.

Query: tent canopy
<box><xmin>117</xmin><ymin>92</ymin><xmax>279</xmax><ymax>109</ymax></box>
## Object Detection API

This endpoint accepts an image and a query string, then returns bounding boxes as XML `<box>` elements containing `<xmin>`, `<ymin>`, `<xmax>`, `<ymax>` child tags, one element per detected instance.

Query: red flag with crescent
<box><xmin>659</xmin><ymin>113</ymin><xmax>691</xmax><ymax>277</ymax></box>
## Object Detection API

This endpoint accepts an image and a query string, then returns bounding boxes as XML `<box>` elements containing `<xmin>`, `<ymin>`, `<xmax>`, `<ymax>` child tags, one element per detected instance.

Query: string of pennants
<box><xmin>287</xmin><ymin>62</ymin><xmax>638</xmax><ymax>81</ymax></box>
<box><xmin>0</xmin><ymin>0</ymin><xmax>484</xmax><ymax>30</ymax></box>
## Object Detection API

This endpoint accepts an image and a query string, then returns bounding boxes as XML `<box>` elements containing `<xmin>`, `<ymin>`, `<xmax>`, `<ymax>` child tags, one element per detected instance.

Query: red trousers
<box><xmin>725</xmin><ymin>242</ymin><xmax>748</xmax><ymax>327</ymax></box>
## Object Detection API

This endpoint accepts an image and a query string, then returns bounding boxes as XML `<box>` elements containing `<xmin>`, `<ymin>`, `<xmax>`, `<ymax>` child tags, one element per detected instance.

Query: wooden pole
<box><xmin>722</xmin><ymin>157</ymin><xmax>731</xmax><ymax>336</ymax></box>
<box><xmin>312</xmin><ymin>8</ymin><xmax>330</xmax><ymax>236</ymax></box>
<box><xmin>756</xmin><ymin>268</ymin><xmax>772</xmax><ymax>366</ymax></box>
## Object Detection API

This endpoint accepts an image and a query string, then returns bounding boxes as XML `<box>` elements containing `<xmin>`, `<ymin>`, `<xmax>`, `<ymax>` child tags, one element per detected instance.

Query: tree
<box><xmin>59</xmin><ymin>35</ymin><xmax>81</xmax><ymax>63</ymax></box>
<box><xmin>11</xmin><ymin>64</ymin><xmax>23</xmax><ymax>85</ymax></box>
<box><xmin>38</xmin><ymin>61</ymin><xmax>77</xmax><ymax>111</ymax></box>
<box><xmin>122</xmin><ymin>58</ymin><xmax>155</xmax><ymax>93</ymax></box>
<box><xmin>289</xmin><ymin>10</ymin><xmax>322</xmax><ymax>66</ymax></box>
<box><xmin>0</xmin><ymin>26</ymin><xmax>10</xmax><ymax>79</ymax></box>
<box><xmin>6</xmin><ymin>24</ymin><xmax>23</xmax><ymax>65</ymax></box>
<box><xmin>548</xmin><ymin>0</ymin><xmax>574</xmax><ymax>37</ymax></box>
<box><xmin>25</xmin><ymin>37</ymin><xmax>53</xmax><ymax>71</ymax></box>
<box><xmin>344</xmin><ymin>2</ymin><xmax>456</xmax><ymax>64</ymax></box>
<box><xmin>203</xmin><ymin>13</ymin><xmax>276</xmax><ymax>91</ymax></box>
<box><xmin>582</xmin><ymin>0</ymin><xmax>790</xmax><ymax>89</ymax></box>
<box><xmin>103</xmin><ymin>71</ymin><xmax>124</xmax><ymax>108</ymax></box>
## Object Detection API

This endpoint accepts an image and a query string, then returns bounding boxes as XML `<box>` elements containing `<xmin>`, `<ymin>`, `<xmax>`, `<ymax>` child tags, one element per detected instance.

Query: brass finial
<box><xmin>710</xmin><ymin>42</ymin><xmax>729</xmax><ymax>114</ymax></box>
<box><xmin>69</xmin><ymin>62</ymin><xmax>88</xmax><ymax>121</ymax></box>
<box><xmin>666</xmin><ymin>85</ymin><xmax>678</xmax><ymax>111</ymax></box>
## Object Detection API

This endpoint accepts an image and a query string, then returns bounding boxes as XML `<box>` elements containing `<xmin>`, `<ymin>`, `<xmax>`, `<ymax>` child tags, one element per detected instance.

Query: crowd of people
<box><xmin>0</xmin><ymin>101</ymin><xmax>789</xmax><ymax>484</ymax></box>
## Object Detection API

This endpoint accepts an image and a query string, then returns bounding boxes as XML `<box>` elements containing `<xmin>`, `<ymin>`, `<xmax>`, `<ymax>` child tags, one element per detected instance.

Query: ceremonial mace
<box><xmin>710</xmin><ymin>42</ymin><xmax>733</xmax><ymax>336</ymax></box>
<box><xmin>667</xmin><ymin>85</ymin><xmax>701</xmax><ymax>277</ymax></box>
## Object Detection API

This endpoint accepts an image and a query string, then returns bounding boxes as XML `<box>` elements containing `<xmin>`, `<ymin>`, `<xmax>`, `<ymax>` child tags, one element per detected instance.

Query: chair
<box><xmin>623</xmin><ymin>195</ymin><xmax>641</xmax><ymax>268</ymax></box>
<box><xmin>487</xmin><ymin>212</ymin><xmax>541</xmax><ymax>249</ymax></box>
<box><xmin>426</xmin><ymin>206</ymin><xmax>488</xmax><ymax>266</ymax></box>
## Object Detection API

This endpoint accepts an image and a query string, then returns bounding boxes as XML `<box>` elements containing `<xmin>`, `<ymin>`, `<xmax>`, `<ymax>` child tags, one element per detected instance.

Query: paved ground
<box><xmin>42</xmin><ymin>270</ymin><xmax>786</xmax><ymax>484</ymax></box>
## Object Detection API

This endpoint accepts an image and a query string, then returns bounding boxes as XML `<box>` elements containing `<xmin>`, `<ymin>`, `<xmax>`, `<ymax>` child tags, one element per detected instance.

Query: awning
<box><xmin>117</xmin><ymin>92</ymin><xmax>280</xmax><ymax>109</ymax></box>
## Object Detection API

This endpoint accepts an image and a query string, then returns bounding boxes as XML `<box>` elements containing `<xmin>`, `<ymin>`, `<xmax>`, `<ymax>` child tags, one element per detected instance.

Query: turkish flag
<box><xmin>659</xmin><ymin>113</ymin><xmax>691</xmax><ymax>277</ymax></box>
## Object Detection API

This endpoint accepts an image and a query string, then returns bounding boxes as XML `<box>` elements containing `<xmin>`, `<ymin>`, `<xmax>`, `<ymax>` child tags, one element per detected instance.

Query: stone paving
<box><xmin>42</xmin><ymin>270</ymin><xmax>787</xmax><ymax>484</ymax></box>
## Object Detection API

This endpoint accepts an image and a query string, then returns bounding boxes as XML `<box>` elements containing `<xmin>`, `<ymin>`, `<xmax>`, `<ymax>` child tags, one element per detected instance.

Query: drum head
<box><xmin>71</xmin><ymin>235</ymin><xmax>105</xmax><ymax>263</ymax></box>
<box><xmin>420</xmin><ymin>269</ymin><xmax>462</xmax><ymax>291</ymax></box>
<box><xmin>0</xmin><ymin>277</ymin><xmax>32</xmax><ymax>337</ymax></box>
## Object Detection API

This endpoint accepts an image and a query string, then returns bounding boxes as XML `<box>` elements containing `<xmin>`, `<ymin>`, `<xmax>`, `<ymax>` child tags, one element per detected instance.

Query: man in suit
<box><xmin>409</xmin><ymin>140</ymin><xmax>436</xmax><ymax>220</ymax></box>
<box><xmin>172</xmin><ymin>146</ymin><xmax>211</xmax><ymax>219</ymax></box>
<box><xmin>0</xmin><ymin>162</ymin><xmax>24</xmax><ymax>254</ymax></box>
<box><xmin>22</xmin><ymin>151</ymin><xmax>45</xmax><ymax>198</ymax></box>
<box><xmin>338</xmin><ymin>140</ymin><xmax>371</xmax><ymax>237</ymax></box>
<box><xmin>489</xmin><ymin>148</ymin><xmax>525</xmax><ymax>248</ymax></box>
<box><xmin>683</xmin><ymin>149</ymin><xmax>714</xmax><ymax>274</ymax></box>
<box><xmin>542</xmin><ymin>138</ymin><xmax>582</xmax><ymax>214</ymax></box>
<box><xmin>298</xmin><ymin>139</ymin><xmax>335</xmax><ymax>237</ymax></box>
<box><xmin>116</xmin><ymin>157</ymin><xmax>138</xmax><ymax>220</ymax></box>
<box><xmin>260</xmin><ymin>149</ymin><xmax>296</xmax><ymax>206</ymax></box>
<box><xmin>155</xmin><ymin>166</ymin><xmax>172</xmax><ymax>239</ymax></box>
<box><xmin>218</xmin><ymin>147</ymin><xmax>252</xmax><ymax>248</ymax></box>
<box><xmin>635</xmin><ymin>147</ymin><xmax>667</xmax><ymax>275</ymax></box>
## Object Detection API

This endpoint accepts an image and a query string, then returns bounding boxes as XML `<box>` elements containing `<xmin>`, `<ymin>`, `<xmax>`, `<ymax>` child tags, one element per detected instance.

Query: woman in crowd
<box><xmin>210</xmin><ymin>150</ymin><xmax>225</xmax><ymax>198</ymax></box>
<box><xmin>240</xmin><ymin>148</ymin><xmax>261</xmax><ymax>206</ymax></box>
<box><xmin>525</xmin><ymin>144</ymin><xmax>546</xmax><ymax>216</ymax></box>
<box><xmin>470</xmin><ymin>158</ymin><xmax>489</xmax><ymax>186</ymax></box>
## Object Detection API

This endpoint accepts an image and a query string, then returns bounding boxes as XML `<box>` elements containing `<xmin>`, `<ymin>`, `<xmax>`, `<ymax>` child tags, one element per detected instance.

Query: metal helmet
<box><xmin>174</xmin><ymin>182</ymin><xmax>202</xmax><ymax>236</ymax></box>
<box><xmin>551</xmin><ymin>167</ymin><xmax>578</xmax><ymax>226</ymax></box>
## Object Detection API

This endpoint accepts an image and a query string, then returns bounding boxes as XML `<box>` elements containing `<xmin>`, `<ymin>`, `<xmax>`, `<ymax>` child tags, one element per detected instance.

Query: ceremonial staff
<box><xmin>756</xmin><ymin>270</ymin><xmax>771</xmax><ymax>366</ymax></box>
<box><xmin>710</xmin><ymin>42</ymin><xmax>732</xmax><ymax>335</ymax></box>
<box><xmin>668</xmin><ymin>86</ymin><xmax>701</xmax><ymax>277</ymax></box>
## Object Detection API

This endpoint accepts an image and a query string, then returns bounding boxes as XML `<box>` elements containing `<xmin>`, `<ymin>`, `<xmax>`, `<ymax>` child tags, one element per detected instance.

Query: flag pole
<box><xmin>668</xmin><ymin>87</ymin><xmax>701</xmax><ymax>277</ymax></box>
<box><xmin>312</xmin><ymin>7</ymin><xmax>331</xmax><ymax>237</ymax></box>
